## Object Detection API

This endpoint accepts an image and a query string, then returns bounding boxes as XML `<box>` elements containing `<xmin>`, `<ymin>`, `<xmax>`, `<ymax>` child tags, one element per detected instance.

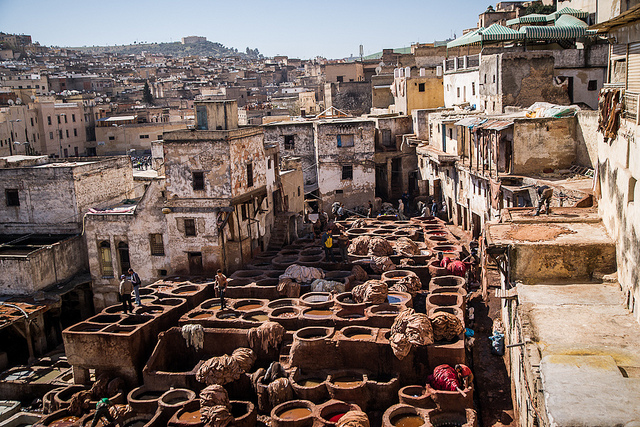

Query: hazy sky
<box><xmin>0</xmin><ymin>0</ymin><xmax>483</xmax><ymax>59</ymax></box>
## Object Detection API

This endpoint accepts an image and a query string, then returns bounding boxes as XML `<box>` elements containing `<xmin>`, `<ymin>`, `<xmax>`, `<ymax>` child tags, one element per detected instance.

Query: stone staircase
<box><xmin>268</xmin><ymin>213</ymin><xmax>292</xmax><ymax>250</ymax></box>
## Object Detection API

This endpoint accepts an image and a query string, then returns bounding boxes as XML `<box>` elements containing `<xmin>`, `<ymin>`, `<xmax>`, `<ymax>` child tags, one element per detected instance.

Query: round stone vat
<box><xmin>128</xmin><ymin>385</ymin><xmax>165</xmax><ymax>415</ymax></box>
<box><xmin>334</xmin><ymin>292</ymin><xmax>366</xmax><ymax>311</ymax></box>
<box><xmin>242</xmin><ymin>311</ymin><xmax>270</xmax><ymax>323</ymax></box>
<box><xmin>231</xmin><ymin>270</ymin><xmax>265</xmax><ymax>279</ymax></box>
<box><xmin>171</xmin><ymin>285</ymin><xmax>200</xmax><ymax>296</ymax></box>
<box><xmin>387</xmin><ymin>291</ymin><xmax>412</xmax><ymax>307</ymax></box>
<box><xmin>290</xmin><ymin>370</ymin><xmax>329</xmax><ymax>403</ymax></box>
<box><xmin>428</xmin><ymin>260</ymin><xmax>449</xmax><ymax>277</ymax></box>
<box><xmin>326</xmin><ymin>371</ymin><xmax>368</xmax><ymax>410</ymax></box>
<box><xmin>341</xmin><ymin>326</ymin><xmax>375</xmax><ymax>340</ymax></box>
<box><xmin>215</xmin><ymin>310</ymin><xmax>242</xmax><ymax>320</ymax></box>
<box><xmin>398</xmin><ymin>385</ymin><xmax>436</xmax><ymax>409</ymax></box>
<box><xmin>233</xmin><ymin>299</ymin><xmax>266</xmax><ymax>312</ymax></box>
<box><xmin>300</xmin><ymin>292</ymin><xmax>334</xmax><ymax>309</ymax></box>
<box><xmin>230</xmin><ymin>400</ymin><xmax>257</xmax><ymax>427</ymax></box>
<box><xmin>200</xmin><ymin>298</ymin><xmax>223</xmax><ymax>311</ymax></box>
<box><xmin>427</xmin><ymin>409</ymin><xmax>477</xmax><ymax>427</ymax></box>
<box><xmin>268</xmin><ymin>307</ymin><xmax>301</xmax><ymax>330</ymax></box>
<box><xmin>268</xmin><ymin>298</ymin><xmax>298</xmax><ymax>309</ymax></box>
<box><xmin>159</xmin><ymin>389</ymin><xmax>196</xmax><ymax>411</ymax></box>
<box><xmin>88</xmin><ymin>314</ymin><xmax>122</xmax><ymax>324</ymax></box>
<box><xmin>187</xmin><ymin>310</ymin><xmax>214</xmax><ymax>320</ymax></box>
<box><xmin>168</xmin><ymin>399</ymin><xmax>203</xmax><ymax>426</ymax></box>
<box><xmin>271</xmin><ymin>400</ymin><xmax>315</xmax><ymax>427</ymax></box>
<box><xmin>382</xmin><ymin>404</ymin><xmax>426</xmax><ymax>427</ymax></box>
<box><xmin>135</xmin><ymin>305</ymin><xmax>165</xmax><ymax>316</ymax></box>
<box><xmin>316</xmin><ymin>400</ymin><xmax>361</xmax><ymax>426</ymax></box>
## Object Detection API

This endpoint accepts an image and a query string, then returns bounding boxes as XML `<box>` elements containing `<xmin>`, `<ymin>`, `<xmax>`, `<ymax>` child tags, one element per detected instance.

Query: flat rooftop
<box><xmin>518</xmin><ymin>283</ymin><xmax>640</xmax><ymax>424</ymax></box>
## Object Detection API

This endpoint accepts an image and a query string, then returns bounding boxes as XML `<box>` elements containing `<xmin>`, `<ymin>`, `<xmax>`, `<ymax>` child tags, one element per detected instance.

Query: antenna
<box><xmin>359</xmin><ymin>44</ymin><xmax>364</xmax><ymax>61</ymax></box>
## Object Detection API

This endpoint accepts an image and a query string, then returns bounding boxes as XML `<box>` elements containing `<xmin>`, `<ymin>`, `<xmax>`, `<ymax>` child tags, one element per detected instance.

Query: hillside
<box><xmin>70</xmin><ymin>40</ymin><xmax>248</xmax><ymax>58</ymax></box>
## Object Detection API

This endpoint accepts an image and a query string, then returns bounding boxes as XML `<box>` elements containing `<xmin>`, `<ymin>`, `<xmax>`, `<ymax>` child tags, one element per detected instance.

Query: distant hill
<box><xmin>70</xmin><ymin>40</ymin><xmax>248</xmax><ymax>58</ymax></box>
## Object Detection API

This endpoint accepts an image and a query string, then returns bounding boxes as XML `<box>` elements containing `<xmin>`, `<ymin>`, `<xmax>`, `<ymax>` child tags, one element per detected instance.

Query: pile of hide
<box><xmin>337</xmin><ymin>411</ymin><xmax>371</xmax><ymax>427</ymax></box>
<box><xmin>351</xmin><ymin>265</ymin><xmax>368</xmax><ymax>282</ymax></box>
<box><xmin>310</xmin><ymin>278</ymin><xmax>345</xmax><ymax>294</ymax></box>
<box><xmin>348</xmin><ymin>236</ymin><xmax>394</xmax><ymax>257</ymax></box>
<box><xmin>247</xmin><ymin>322</ymin><xmax>285</xmax><ymax>353</ymax></box>
<box><xmin>394</xmin><ymin>237</ymin><xmax>420</xmax><ymax>256</ymax></box>
<box><xmin>389</xmin><ymin>273</ymin><xmax>422</xmax><ymax>296</ymax></box>
<box><xmin>389</xmin><ymin>309</ymin><xmax>434</xmax><ymax>359</ymax></box>
<box><xmin>182</xmin><ymin>324</ymin><xmax>204</xmax><ymax>350</ymax></box>
<box><xmin>277</xmin><ymin>278</ymin><xmax>301</xmax><ymax>298</ymax></box>
<box><xmin>199</xmin><ymin>385</ymin><xmax>233</xmax><ymax>427</ymax></box>
<box><xmin>351</xmin><ymin>280</ymin><xmax>388</xmax><ymax>304</ymax></box>
<box><xmin>196</xmin><ymin>348</ymin><xmax>256</xmax><ymax>385</ymax></box>
<box><xmin>370</xmin><ymin>256</ymin><xmax>396</xmax><ymax>273</ymax></box>
<box><xmin>430</xmin><ymin>312</ymin><xmax>465</xmax><ymax>342</ymax></box>
<box><xmin>279</xmin><ymin>264</ymin><xmax>324</xmax><ymax>284</ymax></box>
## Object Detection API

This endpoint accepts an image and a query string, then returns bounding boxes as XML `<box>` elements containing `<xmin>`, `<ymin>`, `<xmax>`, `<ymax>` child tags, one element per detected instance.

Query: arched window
<box><xmin>99</xmin><ymin>241</ymin><xmax>113</xmax><ymax>277</ymax></box>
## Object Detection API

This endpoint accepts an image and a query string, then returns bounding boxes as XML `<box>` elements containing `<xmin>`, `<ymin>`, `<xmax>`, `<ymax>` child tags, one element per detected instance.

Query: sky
<box><xmin>0</xmin><ymin>0</ymin><xmax>483</xmax><ymax>59</ymax></box>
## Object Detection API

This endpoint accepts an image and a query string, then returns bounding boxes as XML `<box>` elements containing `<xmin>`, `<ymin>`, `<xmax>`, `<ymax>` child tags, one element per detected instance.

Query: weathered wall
<box><xmin>0</xmin><ymin>235</ymin><xmax>87</xmax><ymax>295</ymax></box>
<box><xmin>444</xmin><ymin>69</ymin><xmax>480</xmax><ymax>109</ymax></box>
<box><xmin>85</xmin><ymin>179</ymin><xmax>169</xmax><ymax>310</ymax></box>
<box><xmin>553</xmin><ymin>67</ymin><xmax>605</xmax><ymax>110</ymax></box>
<box><xmin>576</xmin><ymin>110</ymin><xmax>599</xmax><ymax>168</ymax></box>
<box><xmin>330</xmin><ymin>82</ymin><xmax>372</xmax><ymax>116</ymax></box>
<box><xmin>597</xmin><ymin>117</ymin><xmax>640</xmax><ymax>321</ymax></box>
<box><xmin>0</xmin><ymin>157</ymin><xmax>133</xmax><ymax>235</ymax></box>
<box><xmin>501</xmin><ymin>53</ymin><xmax>570</xmax><ymax>111</ymax></box>
<box><xmin>314</xmin><ymin>120</ymin><xmax>375</xmax><ymax>210</ymax></box>
<box><xmin>512</xmin><ymin>117</ymin><xmax>577</xmax><ymax>175</ymax></box>
<box><xmin>264</xmin><ymin>122</ymin><xmax>317</xmax><ymax>189</ymax></box>
<box><xmin>228</xmin><ymin>131</ymin><xmax>267</xmax><ymax>198</ymax></box>
<box><xmin>94</xmin><ymin>122</ymin><xmax>187</xmax><ymax>156</ymax></box>
<box><xmin>372</xmin><ymin>74</ymin><xmax>394</xmax><ymax>109</ymax></box>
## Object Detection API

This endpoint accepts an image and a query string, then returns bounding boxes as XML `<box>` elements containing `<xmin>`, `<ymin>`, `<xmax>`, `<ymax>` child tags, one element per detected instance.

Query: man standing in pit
<box><xmin>533</xmin><ymin>185</ymin><xmax>554</xmax><ymax>216</ymax></box>
<box><xmin>215</xmin><ymin>269</ymin><xmax>228</xmax><ymax>309</ymax></box>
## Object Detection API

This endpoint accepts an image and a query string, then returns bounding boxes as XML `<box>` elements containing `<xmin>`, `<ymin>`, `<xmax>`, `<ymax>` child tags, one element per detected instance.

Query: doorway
<box><xmin>118</xmin><ymin>242</ymin><xmax>130</xmax><ymax>276</ymax></box>
<box><xmin>188</xmin><ymin>252</ymin><xmax>203</xmax><ymax>275</ymax></box>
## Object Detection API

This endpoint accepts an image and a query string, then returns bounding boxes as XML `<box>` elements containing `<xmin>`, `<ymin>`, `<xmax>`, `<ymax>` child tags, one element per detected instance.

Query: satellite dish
<box><xmin>105</xmin><ymin>98</ymin><xmax>110</xmax><ymax>103</ymax></box>
<box><xmin>7</xmin><ymin>99</ymin><xmax>14</xmax><ymax>105</ymax></box>
<box><xmin>15</xmin><ymin>98</ymin><xmax>22</xmax><ymax>104</ymax></box>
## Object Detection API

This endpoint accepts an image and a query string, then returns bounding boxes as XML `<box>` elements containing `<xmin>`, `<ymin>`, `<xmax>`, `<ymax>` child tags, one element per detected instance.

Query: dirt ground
<box><xmin>448</xmin><ymin>224</ymin><xmax>517</xmax><ymax>427</ymax></box>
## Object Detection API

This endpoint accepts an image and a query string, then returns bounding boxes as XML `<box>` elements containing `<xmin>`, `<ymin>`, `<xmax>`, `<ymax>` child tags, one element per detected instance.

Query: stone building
<box><xmin>314</xmin><ymin>118</ymin><xmax>376</xmax><ymax>210</ymax></box>
<box><xmin>264</xmin><ymin>121</ymin><xmax>317</xmax><ymax>192</ymax></box>
<box><xmin>84</xmin><ymin>100</ymin><xmax>303</xmax><ymax>309</ymax></box>
<box><xmin>390</xmin><ymin>67</ymin><xmax>444</xmax><ymax>115</ymax></box>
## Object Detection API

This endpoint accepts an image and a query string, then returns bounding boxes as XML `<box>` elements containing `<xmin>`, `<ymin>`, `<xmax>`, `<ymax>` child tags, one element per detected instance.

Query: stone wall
<box><xmin>512</xmin><ymin>117</ymin><xmax>577</xmax><ymax>175</ymax></box>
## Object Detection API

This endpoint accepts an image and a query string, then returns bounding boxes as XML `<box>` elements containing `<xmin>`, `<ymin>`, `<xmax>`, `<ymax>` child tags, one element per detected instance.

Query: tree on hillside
<box><xmin>143</xmin><ymin>81</ymin><xmax>154</xmax><ymax>105</ymax></box>
<box><xmin>523</xmin><ymin>3</ymin><xmax>556</xmax><ymax>15</ymax></box>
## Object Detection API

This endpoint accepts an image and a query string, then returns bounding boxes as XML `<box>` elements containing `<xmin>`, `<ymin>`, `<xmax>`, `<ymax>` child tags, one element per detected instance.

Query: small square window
<box><xmin>241</xmin><ymin>204</ymin><xmax>248</xmax><ymax>220</ymax></box>
<box><xmin>336</xmin><ymin>189</ymin><xmax>344</xmax><ymax>194</ymax></box>
<box><xmin>108</xmin><ymin>136</ymin><xmax>115</xmax><ymax>141</ymax></box>
<box><xmin>158</xmin><ymin>269</ymin><xmax>168</xmax><ymax>276</ymax></box>
<box><xmin>588</xmin><ymin>80</ymin><xmax>598</xmax><ymax>91</ymax></box>
<box><xmin>184</xmin><ymin>219</ymin><xmax>196</xmax><ymax>236</ymax></box>
<box><xmin>49</xmin><ymin>132</ymin><xmax>54</xmax><ymax>140</ymax></box>
<box><xmin>5</xmin><ymin>189</ymin><xmax>19</xmax><ymax>206</ymax></box>
<box><xmin>342</xmin><ymin>165</ymin><xmax>353</xmax><ymax>180</ymax></box>
<box><xmin>418</xmin><ymin>83</ymin><xmax>425</xmax><ymax>92</ymax></box>
<box><xmin>337</xmin><ymin>134</ymin><xmax>354</xmax><ymax>148</ymax></box>
<box><xmin>192</xmin><ymin>171</ymin><xmax>205</xmax><ymax>191</ymax></box>
<box><xmin>284</xmin><ymin>135</ymin><xmax>295</xmax><ymax>150</ymax></box>
<box><xmin>149</xmin><ymin>233</ymin><xmax>164</xmax><ymax>255</ymax></box>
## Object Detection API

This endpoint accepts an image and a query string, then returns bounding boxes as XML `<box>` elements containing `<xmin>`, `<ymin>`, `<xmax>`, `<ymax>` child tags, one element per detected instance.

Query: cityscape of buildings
<box><xmin>0</xmin><ymin>0</ymin><xmax>640</xmax><ymax>425</ymax></box>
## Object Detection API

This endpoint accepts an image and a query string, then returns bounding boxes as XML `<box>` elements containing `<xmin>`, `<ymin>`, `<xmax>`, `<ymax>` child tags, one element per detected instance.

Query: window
<box><xmin>418</xmin><ymin>83</ymin><xmax>425</xmax><ymax>92</ymax></box>
<box><xmin>157</xmin><ymin>135</ymin><xmax>162</xmax><ymax>140</ymax></box>
<box><xmin>49</xmin><ymin>132</ymin><xmax>54</xmax><ymax>140</ymax></box>
<box><xmin>64</xmin><ymin>115</ymin><xmax>68</xmax><ymax>123</ymax></box>
<box><xmin>108</xmin><ymin>136</ymin><xmax>115</xmax><ymax>140</ymax></box>
<box><xmin>184</xmin><ymin>219</ymin><xmax>196</xmax><ymax>236</ymax></box>
<box><xmin>5</xmin><ymin>189</ymin><xmax>19</xmax><ymax>206</ymax></box>
<box><xmin>449</xmin><ymin>128</ymin><xmax>453</xmax><ymax>139</ymax></box>
<box><xmin>247</xmin><ymin>162</ymin><xmax>253</xmax><ymax>187</ymax></box>
<box><xmin>457</xmin><ymin>87</ymin><xmax>460</xmax><ymax>97</ymax></box>
<box><xmin>472</xmin><ymin>82</ymin><xmax>476</xmax><ymax>96</ymax></box>
<box><xmin>268</xmin><ymin>159</ymin><xmax>272</xmax><ymax>169</ymax></box>
<box><xmin>59</xmin><ymin>130</ymin><xmax>63</xmax><ymax>139</ymax></box>
<box><xmin>196</xmin><ymin>106</ymin><xmax>208</xmax><ymax>130</ymax></box>
<box><xmin>149</xmin><ymin>233</ymin><xmax>164</xmax><ymax>255</ymax></box>
<box><xmin>337</xmin><ymin>134</ymin><xmax>354</xmax><ymax>147</ymax></box>
<box><xmin>493</xmin><ymin>75</ymin><xmax>496</xmax><ymax>83</ymax></box>
<box><xmin>342</xmin><ymin>164</ymin><xmax>353</xmax><ymax>180</ymax></box>
<box><xmin>66</xmin><ymin>129</ymin><xmax>69</xmax><ymax>138</ymax></box>
<box><xmin>192</xmin><ymin>171</ymin><xmax>205</xmax><ymax>190</ymax></box>
<box><xmin>629</xmin><ymin>177</ymin><xmax>637</xmax><ymax>204</ymax></box>
<box><xmin>382</xmin><ymin>129</ymin><xmax>392</xmax><ymax>147</ymax></box>
<box><xmin>74</xmin><ymin>128</ymin><xmax>77</xmax><ymax>137</ymax></box>
<box><xmin>139</xmin><ymin>134</ymin><xmax>149</xmax><ymax>139</ymax></box>
<box><xmin>47</xmin><ymin>116</ymin><xmax>51</xmax><ymax>125</ymax></box>
<box><xmin>484</xmin><ymin>74</ymin><xmax>487</xmax><ymax>84</ymax></box>
<box><xmin>159</xmin><ymin>269</ymin><xmax>167</xmax><ymax>276</ymax></box>
<box><xmin>30</xmin><ymin>118</ymin><xmax>34</xmax><ymax>126</ymax></box>
<box><xmin>336</xmin><ymin>189</ymin><xmax>344</xmax><ymax>194</ymax></box>
<box><xmin>284</xmin><ymin>135</ymin><xmax>295</xmax><ymax>149</ymax></box>
<box><xmin>99</xmin><ymin>241</ymin><xmax>113</xmax><ymax>277</ymax></box>
<box><xmin>298</xmin><ymin>186</ymin><xmax>301</xmax><ymax>197</ymax></box>
<box><xmin>72</xmin><ymin>114</ymin><xmax>76</xmax><ymax>122</ymax></box>
<box><xmin>588</xmin><ymin>80</ymin><xmax>598</xmax><ymax>91</ymax></box>
<box><xmin>337</xmin><ymin>75</ymin><xmax>344</xmax><ymax>83</ymax></box>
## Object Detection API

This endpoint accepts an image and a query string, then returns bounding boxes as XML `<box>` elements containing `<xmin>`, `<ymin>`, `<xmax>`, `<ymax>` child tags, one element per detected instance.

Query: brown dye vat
<box><xmin>272</xmin><ymin>308</ymin><xmax>298</xmax><ymax>317</ymax></box>
<box><xmin>303</xmin><ymin>309</ymin><xmax>333</xmax><ymax>319</ymax></box>
<box><xmin>190</xmin><ymin>312</ymin><xmax>212</xmax><ymax>319</ymax></box>
<box><xmin>300</xmin><ymin>292</ymin><xmax>333</xmax><ymax>308</ymax></box>
<box><xmin>172</xmin><ymin>285</ymin><xmax>199</xmax><ymax>295</ymax></box>
<box><xmin>67</xmin><ymin>322</ymin><xmax>104</xmax><ymax>333</ymax></box>
<box><xmin>49</xmin><ymin>416</ymin><xmax>79</xmax><ymax>427</ymax></box>
<box><xmin>268</xmin><ymin>299</ymin><xmax>297</xmax><ymax>309</ymax></box>
<box><xmin>89</xmin><ymin>314</ymin><xmax>122</xmax><ymax>324</ymax></box>
<box><xmin>428</xmin><ymin>293</ymin><xmax>459</xmax><ymax>307</ymax></box>
<box><xmin>245</xmin><ymin>312</ymin><xmax>269</xmax><ymax>322</ymax></box>
<box><xmin>342</xmin><ymin>326</ymin><xmax>373</xmax><ymax>339</ymax></box>
<box><xmin>178</xmin><ymin>409</ymin><xmax>201</xmax><ymax>422</ymax></box>
<box><xmin>235</xmin><ymin>303</ymin><xmax>263</xmax><ymax>311</ymax></box>
<box><xmin>299</xmin><ymin>379</ymin><xmax>324</xmax><ymax>387</ymax></box>
<box><xmin>331</xmin><ymin>376</ymin><xmax>363</xmax><ymax>388</ymax></box>
<box><xmin>391</xmin><ymin>414</ymin><xmax>425</xmax><ymax>427</ymax></box>
<box><xmin>216</xmin><ymin>310</ymin><xmax>241</xmax><ymax>319</ymax></box>
<box><xmin>279</xmin><ymin>407</ymin><xmax>312</xmax><ymax>419</ymax></box>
